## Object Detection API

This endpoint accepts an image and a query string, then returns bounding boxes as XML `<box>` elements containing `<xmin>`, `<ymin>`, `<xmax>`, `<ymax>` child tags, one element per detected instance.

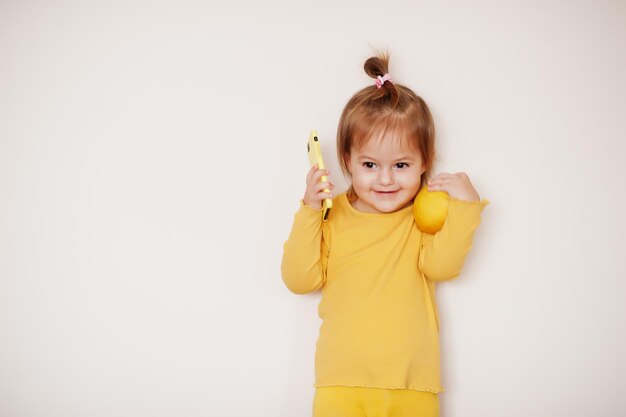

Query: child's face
<box><xmin>346</xmin><ymin>134</ymin><xmax>426</xmax><ymax>214</ymax></box>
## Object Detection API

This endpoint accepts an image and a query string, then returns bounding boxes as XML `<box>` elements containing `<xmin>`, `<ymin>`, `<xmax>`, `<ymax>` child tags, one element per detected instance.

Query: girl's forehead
<box><xmin>354</xmin><ymin>134</ymin><xmax>420</xmax><ymax>157</ymax></box>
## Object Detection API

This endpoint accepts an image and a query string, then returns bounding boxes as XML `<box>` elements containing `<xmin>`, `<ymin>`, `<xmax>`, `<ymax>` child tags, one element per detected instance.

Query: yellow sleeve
<box><xmin>281</xmin><ymin>200</ymin><xmax>330</xmax><ymax>294</ymax></box>
<box><xmin>419</xmin><ymin>198</ymin><xmax>490</xmax><ymax>282</ymax></box>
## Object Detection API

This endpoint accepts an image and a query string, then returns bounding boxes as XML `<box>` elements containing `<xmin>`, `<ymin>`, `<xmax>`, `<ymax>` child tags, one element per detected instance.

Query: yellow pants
<box><xmin>313</xmin><ymin>386</ymin><xmax>439</xmax><ymax>417</ymax></box>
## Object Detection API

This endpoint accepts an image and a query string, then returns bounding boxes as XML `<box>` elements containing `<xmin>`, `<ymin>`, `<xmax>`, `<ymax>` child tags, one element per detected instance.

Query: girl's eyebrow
<box><xmin>358</xmin><ymin>154</ymin><xmax>416</xmax><ymax>162</ymax></box>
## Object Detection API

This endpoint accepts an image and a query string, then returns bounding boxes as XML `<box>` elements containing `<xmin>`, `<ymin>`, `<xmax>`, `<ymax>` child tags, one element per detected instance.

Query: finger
<box><xmin>436</xmin><ymin>172</ymin><xmax>468</xmax><ymax>183</ymax></box>
<box><xmin>313</xmin><ymin>168</ymin><xmax>331</xmax><ymax>182</ymax></box>
<box><xmin>429</xmin><ymin>175</ymin><xmax>453</xmax><ymax>184</ymax></box>
<box><xmin>314</xmin><ymin>181</ymin><xmax>334</xmax><ymax>193</ymax></box>
<box><xmin>317</xmin><ymin>189</ymin><xmax>333</xmax><ymax>199</ymax></box>
<box><xmin>428</xmin><ymin>181</ymin><xmax>446</xmax><ymax>191</ymax></box>
<box><xmin>306</xmin><ymin>164</ymin><xmax>319</xmax><ymax>183</ymax></box>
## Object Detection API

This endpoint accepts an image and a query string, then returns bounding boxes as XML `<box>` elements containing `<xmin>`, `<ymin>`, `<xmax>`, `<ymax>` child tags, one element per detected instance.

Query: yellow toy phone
<box><xmin>307</xmin><ymin>130</ymin><xmax>332</xmax><ymax>221</ymax></box>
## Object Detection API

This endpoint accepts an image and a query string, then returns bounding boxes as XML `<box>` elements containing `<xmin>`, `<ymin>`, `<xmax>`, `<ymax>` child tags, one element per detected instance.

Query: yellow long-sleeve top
<box><xmin>281</xmin><ymin>191</ymin><xmax>489</xmax><ymax>393</ymax></box>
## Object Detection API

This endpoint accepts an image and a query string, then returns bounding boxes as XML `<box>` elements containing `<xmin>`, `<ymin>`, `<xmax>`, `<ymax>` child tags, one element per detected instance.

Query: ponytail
<box><xmin>364</xmin><ymin>53</ymin><xmax>400</xmax><ymax>108</ymax></box>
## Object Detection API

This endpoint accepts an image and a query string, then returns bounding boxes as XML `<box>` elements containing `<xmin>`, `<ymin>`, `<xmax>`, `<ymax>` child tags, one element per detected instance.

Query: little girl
<box><xmin>281</xmin><ymin>53</ymin><xmax>489</xmax><ymax>417</ymax></box>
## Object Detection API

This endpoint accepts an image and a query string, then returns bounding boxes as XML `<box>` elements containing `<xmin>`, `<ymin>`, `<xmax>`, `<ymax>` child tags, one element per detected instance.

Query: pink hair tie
<box><xmin>375</xmin><ymin>73</ymin><xmax>392</xmax><ymax>89</ymax></box>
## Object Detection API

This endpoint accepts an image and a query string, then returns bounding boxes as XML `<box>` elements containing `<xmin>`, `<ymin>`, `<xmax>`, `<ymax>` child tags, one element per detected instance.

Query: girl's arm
<box><xmin>419</xmin><ymin>172</ymin><xmax>489</xmax><ymax>282</ymax></box>
<box><xmin>281</xmin><ymin>201</ymin><xmax>330</xmax><ymax>294</ymax></box>
<box><xmin>418</xmin><ymin>197</ymin><xmax>489</xmax><ymax>282</ymax></box>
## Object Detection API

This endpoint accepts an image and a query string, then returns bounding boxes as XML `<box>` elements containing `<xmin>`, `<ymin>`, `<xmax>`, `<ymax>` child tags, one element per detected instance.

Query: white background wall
<box><xmin>1</xmin><ymin>1</ymin><xmax>625</xmax><ymax>416</ymax></box>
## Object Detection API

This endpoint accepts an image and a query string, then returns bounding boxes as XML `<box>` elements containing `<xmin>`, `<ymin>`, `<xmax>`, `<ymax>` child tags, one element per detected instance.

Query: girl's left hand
<box><xmin>427</xmin><ymin>172</ymin><xmax>481</xmax><ymax>202</ymax></box>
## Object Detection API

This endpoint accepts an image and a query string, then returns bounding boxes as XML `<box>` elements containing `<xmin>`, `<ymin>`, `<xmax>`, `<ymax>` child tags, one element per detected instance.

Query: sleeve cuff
<box><xmin>448</xmin><ymin>198</ymin><xmax>490</xmax><ymax>208</ymax></box>
<box><xmin>299</xmin><ymin>199</ymin><xmax>324</xmax><ymax>211</ymax></box>
<box><xmin>296</xmin><ymin>199</ymin><xmax>325</xmax><ymax>222</ymax></box>
<box><xmin>445</xmin><ymin>197</ymin><xmax>489</xmax><ymax>225</ymax></box>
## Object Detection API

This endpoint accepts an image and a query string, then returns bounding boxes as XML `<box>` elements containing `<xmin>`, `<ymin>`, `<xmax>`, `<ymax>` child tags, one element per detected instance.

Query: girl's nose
<box><xmin>377</xmin><ymin>168</ymin><xmax>394</xmax><ymax>185</ymax></box>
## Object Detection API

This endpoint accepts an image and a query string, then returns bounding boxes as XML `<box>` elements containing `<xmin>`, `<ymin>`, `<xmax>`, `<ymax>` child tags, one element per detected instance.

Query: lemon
<box><xmin>413</xmin><ymin>186</ymin><xmax>449</xmax><ymax>234</ymax></box>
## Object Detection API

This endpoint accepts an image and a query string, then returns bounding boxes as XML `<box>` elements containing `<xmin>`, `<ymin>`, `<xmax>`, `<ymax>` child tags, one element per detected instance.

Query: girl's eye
<box><xmin>362</xmin><ymin>162</ymin><xmax>409</xmax><ymax>168</ymax></box>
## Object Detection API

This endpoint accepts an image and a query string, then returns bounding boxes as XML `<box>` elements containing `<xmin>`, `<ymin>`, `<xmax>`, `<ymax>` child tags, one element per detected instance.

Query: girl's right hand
<box><xmin>303</xmin><ymin>165</ymin><xmax>334</xmax><ymax>209</ymax></box>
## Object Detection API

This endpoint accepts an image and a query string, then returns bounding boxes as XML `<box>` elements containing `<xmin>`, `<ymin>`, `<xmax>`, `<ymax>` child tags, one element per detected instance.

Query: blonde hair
<box><xmin>337</xmin><ymin>52</ymin><xmax>436</xmax><ymax>202</ymax></box>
